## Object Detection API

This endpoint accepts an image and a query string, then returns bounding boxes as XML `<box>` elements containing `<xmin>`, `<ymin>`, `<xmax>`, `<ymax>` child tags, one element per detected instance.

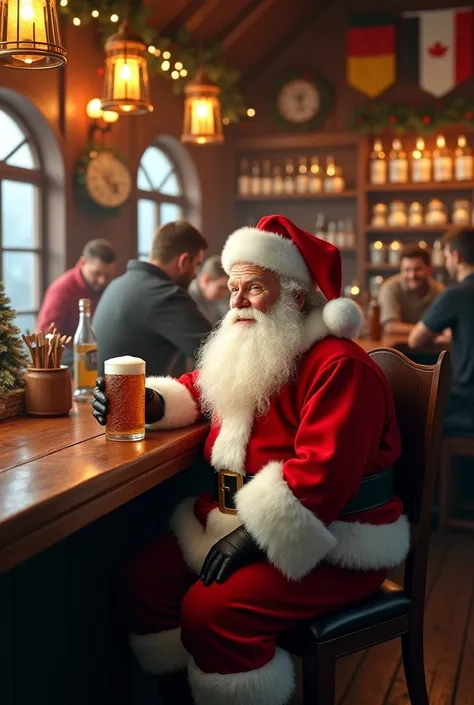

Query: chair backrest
<box><xmin>369</xmin><ymin>348</ymin><xmax>450</xmax><ymax>610</ymax></box>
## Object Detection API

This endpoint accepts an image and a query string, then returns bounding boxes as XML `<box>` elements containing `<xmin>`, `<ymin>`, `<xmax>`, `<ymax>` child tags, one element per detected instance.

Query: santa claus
<box><xmin>93</xmin><ymin>215</ymin><xmax>409</xmax><ymax>705</ymax></box>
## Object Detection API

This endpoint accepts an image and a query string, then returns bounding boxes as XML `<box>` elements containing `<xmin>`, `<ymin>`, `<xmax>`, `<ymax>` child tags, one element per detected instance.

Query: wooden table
<box><xmin>0</xmin><ymin>403</ymin><xmax>208</xmax><ymax>574</ymax></box>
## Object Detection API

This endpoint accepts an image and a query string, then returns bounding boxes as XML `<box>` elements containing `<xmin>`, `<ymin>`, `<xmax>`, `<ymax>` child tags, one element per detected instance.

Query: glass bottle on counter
<box><xmin>455</xmin><ymin>135</ymin><xmax>474</xmax><ymax>181</ymax></box>
<box><xmin>433</xmin><ymin>134</ymin><xmax>453</xmax><ymax>182</ymax></box>
<box><xmin>73</xmin><ymin>298</ymin><xmax>97</xmax><ymax>402</ymax></box>
<box><xmin>309</xmin><ymin>156</ymin><xmax>322</xmax><ymax>193</ymax></box>
<box><xmin>272</xmin><ymin>164</ymin><xmax>284</xmax><ymax>195</ymax></box>
<box><xmin>283</xmin><ymin>158</ymin><xmax>295</xmax><ymax>194</ymax></box>
<box><xmin>261</xmin><ymin>159</ymin><xmax>272</xmax><ymax>195</ymax></box>
<box><xmin>250</xmin><ymin>160</ymin><xmax>260</xmax><ymax>195</ymax></box>
<box><xmin>237</xmin><ymin>158</ymin><xmax>250</xmax><ymax>196</ymax></box>
<box><xmin>295</xmin><ymin>156</ymin><xmax>309</xmax><ymax>194</ymax></box>
<box><xmin>369</xmin><ymin>138</ymin><xmax>387</xmax><ymax>185</ymax></box>
<box><xmin>388</xmin><ymin>138</ymin><xmax>408</xmax><ymax>184</ymax></box>
<box><xmin>411</xmin><ymin>137</ymin><xmax>431</xmax><ymax>183</ymax></box>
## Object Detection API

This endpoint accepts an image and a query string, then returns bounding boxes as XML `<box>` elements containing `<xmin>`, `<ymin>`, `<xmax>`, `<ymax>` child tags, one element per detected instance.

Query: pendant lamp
<box><xmin>181</xmin><ymin>67</ymin><xmax>223</xmax><ymax>145</ymax></box>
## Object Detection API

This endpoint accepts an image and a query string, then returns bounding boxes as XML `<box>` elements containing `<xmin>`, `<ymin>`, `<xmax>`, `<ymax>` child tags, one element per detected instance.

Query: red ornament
<box><xmin>97</xmin><ymin>67</ymin><xmax>104</xmax><ymax>76</ymax></box>
<box><xmin>465</xmin><ymin>112</ymin><xmax>473</xmax><ymax>120</ymax></box>
<box><xmin>423</xmin><ymin>115</ymin><xmax>431</xmax><ymax>124</ymax></box>
<box><xmin>389</xmin><ymin>115</ymin><xmax>397</xmax><ymax>124</ymax></box>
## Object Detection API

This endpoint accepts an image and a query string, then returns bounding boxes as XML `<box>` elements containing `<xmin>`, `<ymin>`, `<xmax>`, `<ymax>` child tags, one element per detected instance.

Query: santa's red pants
<box><xmin>120</xmin><ymin>532</ymin><xmax>386</xmax><ymax>705</ymax></box>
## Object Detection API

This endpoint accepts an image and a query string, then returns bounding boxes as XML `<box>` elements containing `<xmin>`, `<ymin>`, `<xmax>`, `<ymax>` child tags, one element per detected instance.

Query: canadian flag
<box><xmin>401</xmin><ymin>8</ymin><xmax>473</xmax><ymax>97</ymax></box>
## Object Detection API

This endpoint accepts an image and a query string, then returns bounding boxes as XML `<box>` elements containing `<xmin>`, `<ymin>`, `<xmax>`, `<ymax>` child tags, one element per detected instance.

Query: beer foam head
<box><xmin>104</xmin><ymin>355</ymin><xmax>145</xmax><ymax>376</ymax></box>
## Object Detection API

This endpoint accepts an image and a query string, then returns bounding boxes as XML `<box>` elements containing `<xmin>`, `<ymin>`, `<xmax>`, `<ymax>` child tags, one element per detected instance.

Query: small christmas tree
<box><xmin>0</xmin><ymin>280</ymin><xmax>27</xmax><ymax>394</ymax></box>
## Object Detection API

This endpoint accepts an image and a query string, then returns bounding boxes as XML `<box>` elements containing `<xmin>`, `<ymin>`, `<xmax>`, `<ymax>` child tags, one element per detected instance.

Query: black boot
<box><xmin>156</xmin><ymin>670</ymin><xmax>194</xmax><ymax>705</ymax></box>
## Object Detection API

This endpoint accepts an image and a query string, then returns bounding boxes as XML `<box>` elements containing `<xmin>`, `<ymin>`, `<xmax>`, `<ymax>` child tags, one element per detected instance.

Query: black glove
<box><xmin>92</xmin><ymin>377</ymin><xmax>163</xmax><ymax>426</ymax></box>
<box><xmin>200</xmin><ymin>525</ymin><xmax>265</xmax><ymax>586</ymax></box>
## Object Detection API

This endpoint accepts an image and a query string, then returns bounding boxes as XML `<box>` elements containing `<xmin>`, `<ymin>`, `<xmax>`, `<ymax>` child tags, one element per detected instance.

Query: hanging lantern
<box><xmin>0</xmin><ymin>0</ymin><xmax>67</xmax><ymax>69</ymax></box>
<box><xmin>100</xmin><ymin>20</ymin><xmax>152</xmax><ymax>115</ymax></box>
<box><xmin>181</xmin><ymin>67</ymin><xmax>223</xmax><ymax>145</ymax></box>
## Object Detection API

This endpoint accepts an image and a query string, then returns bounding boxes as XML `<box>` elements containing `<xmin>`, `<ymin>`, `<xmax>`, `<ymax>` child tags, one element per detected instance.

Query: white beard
<box><xmin>196</xmin><ymin>292</ymin><xmax>306</xmax><ymax>419</ymax></box>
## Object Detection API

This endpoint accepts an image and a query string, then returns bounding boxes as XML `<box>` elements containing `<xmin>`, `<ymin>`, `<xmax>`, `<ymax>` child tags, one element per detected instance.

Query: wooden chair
<box><xmin>279</xmin><ymin>348</ymin><xmax>451</xmax><ymax>705</ymax></box>
<box><xmin>439</xmin><ymin>435</ymin><xmax>474</xmax><ymax>533</ymax></box>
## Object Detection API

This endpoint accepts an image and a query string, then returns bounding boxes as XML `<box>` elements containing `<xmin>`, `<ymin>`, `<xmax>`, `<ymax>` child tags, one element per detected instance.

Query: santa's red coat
<box><xmin>146</xmin><ymin>329</ymin><xmax>409</xmax><ymax>582</ymax></box>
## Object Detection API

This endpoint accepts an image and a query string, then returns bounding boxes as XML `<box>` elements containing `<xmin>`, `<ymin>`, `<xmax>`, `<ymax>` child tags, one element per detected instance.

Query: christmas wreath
<box><xmin>60</xmin><ymin>1</ymin><xmax>247</xmax><ymax>123</ymax></box>
<box><xmin>349</xmin><ymin>98</ymin><xmax>474</xmax><ymax>134</ymax></box>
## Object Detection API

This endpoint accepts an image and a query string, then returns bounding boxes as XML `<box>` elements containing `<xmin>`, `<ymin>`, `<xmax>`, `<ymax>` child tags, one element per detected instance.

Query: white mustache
<box><xmin>225</xmin><ymin>307</ymin><xmax>264</xmax><ymax>324</ymax></box>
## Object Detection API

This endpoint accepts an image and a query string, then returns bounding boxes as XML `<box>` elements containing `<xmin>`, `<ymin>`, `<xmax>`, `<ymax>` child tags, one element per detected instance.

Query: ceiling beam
<box><xmin>219</xmin><ymin>0</ymin><xmax>278</xmax><ymax>50</ymax></box>
<box><xmin>159</xmin><ymin>0</ymin><xmax>220</xmax><ymax>36</ymax></box>
<box><xmin>185</xmin><ymin>0</ymin><xmax>222</xmax><ymax>33</ymax></box>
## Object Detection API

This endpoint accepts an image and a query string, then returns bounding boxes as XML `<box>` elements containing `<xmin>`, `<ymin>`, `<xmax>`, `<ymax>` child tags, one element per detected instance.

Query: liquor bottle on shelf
<box><xmin>326</xmin><ymin>221</ymin><xmax>337</xmax><ymax>245</ymax></box>
<box><xmin>73</xmin><ymin>298</ymin><xmax>97</xmax><ymax>402</ymax></box>
<box><xmin>369</xmin><ymin>138</ymin><xmax>387</xmax><ymax>185</ymax></box>
<box><xmin>411</xmin><ymin>137</ymin><xmax>431</xmax><ymax>183</ymax></box>
<box><xmin>250</xmin><ymin>159</ymin><xmax>260</xmax><ymax>195</ymax></box>
<box><xmin>388</xmin><ymin>138</ymin><xmax>408</xmax><ymax>184</ymax></box>
<box><xmin>336</xmin><ymin>220</ymin><xmax>347</xmax><ymax>248</ymax></box>
<box><xmin>368</xmin><ymin>296</ymin><xmax>382</xmax><ymax>341</ymax></box>
<box><xmin>237</xmin><ymin>158</ymin><xmax>250</xmax><ymax>196</ymax></box>
<box><xmin>261</xmin><ymin>159</ymin><xmax>272</xmax><ymax>195</ymax></box>
<box><xmin>455</xmin><ymin>135</ymin><xmax>474</xmax><ymax>182</ymax></box>
<box><xmin>345</xmin><ymin>219</ymin><xmax>355</xmax><ymax>248</ymax></box>
<box><xmin>272</xmin><ymin>164</ymin><xmax>284</xmax><ymax>195</ymax></box>
<box><xmin>433</xmin><ymin>134</ymin><xmax>453</xmax><ymax>183</ymax></box>
<box><xmin>295</xmin><ymin>156</ymin><xmax>309</xmax><ymax>194</ymax></box>
<box><xmin>324</xmin><ymin>156</ymin><xmax>345</xmax><ymax>192</ymax></box>
<box><xmin>309</xmin><ymin>156</ymin><xmax>322</xmax><ymax>193</ymax></box>
<box><xmin>314</xmin><ymin>212</ymin><xmax>326</xmax><ymax>239</ymax></box>
<box><xmin>283</xmin><ymin>158</ymin><xmax>295</xmax><ymax>194</ymax></box>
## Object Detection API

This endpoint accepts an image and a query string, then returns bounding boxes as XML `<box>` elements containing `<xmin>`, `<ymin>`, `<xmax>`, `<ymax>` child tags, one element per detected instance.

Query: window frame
<box><xmin>0</xmin><ymin>105</ymin><xmax>47</xmax><ymax>327</ymax></box>
<box><xmin>137</xmin><ymin>141</ymin><xmax>187</xmax><ymax>260</ymax></box>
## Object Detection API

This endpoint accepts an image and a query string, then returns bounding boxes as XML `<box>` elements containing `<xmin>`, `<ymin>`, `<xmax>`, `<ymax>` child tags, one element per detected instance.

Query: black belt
<box><xmin>214</xmin><ymin>465</ymin><xmax>394</xmax><ymax>516</ymax></box>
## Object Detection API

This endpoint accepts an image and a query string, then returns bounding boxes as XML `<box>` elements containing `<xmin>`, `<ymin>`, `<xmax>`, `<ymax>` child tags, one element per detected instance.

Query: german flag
<box><xmin>347</xmin><ymin>14</ymin><xmax>396</xmax><ymax>98</ymax></box>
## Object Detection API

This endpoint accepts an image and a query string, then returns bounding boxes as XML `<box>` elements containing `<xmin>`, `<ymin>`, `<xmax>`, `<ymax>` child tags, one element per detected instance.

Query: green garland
<box><xmin>60</xmin><ymin>1</ymin><xmax>247</xmax><ymax>123</ymax></box>
<box><xmin>349</xmin><ymin>98</ymin><xmax>474</xmax><ymax>134</ymax></box>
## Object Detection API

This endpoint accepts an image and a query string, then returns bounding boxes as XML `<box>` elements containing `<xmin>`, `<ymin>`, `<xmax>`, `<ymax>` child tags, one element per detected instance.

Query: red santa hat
<box><xmin>221</xmin><ymin>214</ymin><xmax>361</xmax><ymax>339</ymax></box>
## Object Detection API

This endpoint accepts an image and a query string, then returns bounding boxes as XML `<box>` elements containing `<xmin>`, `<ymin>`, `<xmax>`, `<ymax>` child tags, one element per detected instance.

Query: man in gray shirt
<box><xmin>378</xmin><ymin>244</ymin><xmax>444</xmax><ymax>335</ymax></box>
<box><xmin>93</xmin><ymin>221</ymin><xmax>212</xmax><ymax>377</ymax></box>
<box><xmin>188</xmin><ymin>255</ymin><xmax>229</xmax><ymax>324</ymax></box>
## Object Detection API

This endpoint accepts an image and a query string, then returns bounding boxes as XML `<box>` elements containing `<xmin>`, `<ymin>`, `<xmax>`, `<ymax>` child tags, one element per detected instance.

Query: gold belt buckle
<box><xmin>218</xmin><ymin>470</ymin><xmax>243</xmax><ymax>515</ymax></box>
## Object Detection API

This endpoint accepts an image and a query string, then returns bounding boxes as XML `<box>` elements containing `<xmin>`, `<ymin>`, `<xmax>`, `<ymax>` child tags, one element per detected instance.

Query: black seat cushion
<box><xmin>280</xmin><ymin>580</ymin><xmax>411</xmax><ymax>646</ymax></box>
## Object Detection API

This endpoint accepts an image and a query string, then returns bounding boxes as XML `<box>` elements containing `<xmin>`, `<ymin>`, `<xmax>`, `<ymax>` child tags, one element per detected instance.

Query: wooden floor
<box><xmin>331</xmin><ymin>532</ymin><xmax>474</xmax><ymax>705</ymax></box>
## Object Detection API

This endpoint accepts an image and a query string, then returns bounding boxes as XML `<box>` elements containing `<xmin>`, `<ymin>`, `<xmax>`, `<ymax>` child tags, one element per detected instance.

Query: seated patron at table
<box><xmin>188</xmin><ymin>255</ymin><xmax>229</xmax><ymax>324</ymax></box>
<box><xmin>93</xmin><ymin>216</ymin><xmax>409</xmax><ymax>705</ymax></box>
<box><xmin>378</xmin><ymin>244</ymin><xmax>444</xmax><ymax>335</ymax></box>
<box><xmin>93</xmin><ymin>221</ymin><xmax>211</xmax><ymax>377</ymax></box>
<box><xmin>409</xmin><ymin>227</ymin><xmax>474</xmax><ymax>434</ymax></box>
<box><xmin>37</xmin><ymin>239</ymin><xmax>117</xmax><ymax>366</ymax></box>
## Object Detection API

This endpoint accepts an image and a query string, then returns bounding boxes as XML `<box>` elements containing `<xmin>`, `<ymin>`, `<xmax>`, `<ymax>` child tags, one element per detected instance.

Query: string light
<box><xmin>161</xmin><ymin>60</ymin><xmax>170</xmax><ymax>71</ymax></box>
<box><xmin>154</xmin><ymin>48</ymin><xmax>161</xmax><ymax>57</ymax></box>
<box><xmin>175</xmin><ymin>61</ymin><xmax>183</xmax><ymax>70</ymax></box>
<box><xmin>163</xmin><ymin>51</ymin><xmax>171</xmax><ymax>59</ymax></box>
<box><xmin>148</xmin><ymin>45</ymin><xmax>155</xmax><ymax>54</ymax></box>
<box><xmin>222</xmin><ymin>117</ymin><xmax>230</xmax><ymax>125</ymax></box>
<box><xmin>171</xmin><ymin>70</ymin><xmax>179</xmax><ymax>79</ymax></box>
<box><xmin>60</xmin><ymin>0</ymin><xmax>68</xmax><ymax>5</ymax></box>
<box><xmin>91</xmin><ymin>10</ymin><xmax>99</xmax><ymax>18</ymax></box>
<box><xmin>110</xmin><ymin>13</ymin><xmax>119</xmax><ymax>22</ymax></box>
<box><xmin>73</xmin><ymin>17</ymin><xmax>81</xmax><ymax>26</ymax></box>
<box><xmin>180</xmin><ymin>68</ymin><xmax>187</xmax><ymax>77</ymax></box>
<box><xmin>247</xmin><ymin>108</ymin><xmax>255</xmax><ymax>117</ymax></box>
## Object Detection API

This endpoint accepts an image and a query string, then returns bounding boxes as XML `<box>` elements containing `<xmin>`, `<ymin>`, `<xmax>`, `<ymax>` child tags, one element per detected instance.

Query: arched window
<box><xmin>137</xmin><ymin>144</ymin><xmax>186</xmax><ymax>260</ymax></box>
<box><xmin>0</xmin><ymin>107</ymin><xmax>43</xmax><ymax>333</ymax></box>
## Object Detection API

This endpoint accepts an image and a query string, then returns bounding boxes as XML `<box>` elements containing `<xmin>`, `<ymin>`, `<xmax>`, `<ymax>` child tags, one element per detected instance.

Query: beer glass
<box><xmin>104</xmin><ymin>356</ymin><xmax>146</xmax><ymax>441</ymax></box>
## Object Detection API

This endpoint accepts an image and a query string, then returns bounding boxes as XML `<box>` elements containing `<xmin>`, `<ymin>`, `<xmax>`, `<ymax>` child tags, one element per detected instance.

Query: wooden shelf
<box><xmin>365</xmin><ymin>263</ymin><xmax>445</xmax><ymax>271</ymax></box>
<box><xmin>234</xmin><ymin>190</ymin><xmax>358</xmax><ymax>201</ymax></box>
<box><xmin>365</xmin><ymin>225</ymin><xmax>449</xmax><ymax>233</ymax></box>
<box><xmin>365</xmin><ymin>181</ymin><xmax>474</xmax><ymax>192</ymax></box>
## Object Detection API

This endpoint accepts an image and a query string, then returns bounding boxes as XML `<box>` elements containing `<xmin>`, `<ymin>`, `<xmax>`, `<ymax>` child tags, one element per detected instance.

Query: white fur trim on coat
<box><xmin>235</xmin><ymin>461</ymin><xmax>338</xmax><ymax>581</ymax></box>
<box><xmin>221</xmin><ymin>227</ymin><xmax>311</xmax><ymax>287</ymax></box>
<box><xmin>129</xmin><ymin>628</ymin><xmax>189</xmax><ymax>675</ymax></box>
<box><xmin>188</xmin><ymin>647</ymin><xmax>294</xmax><ymax>705</ymax></box>
<box><xmin>145</xmin><ymin>376</ymin><xmax>199</xmax><ymax>429</ymax></box>
<box><xmin>326</xmin><ymin>514</ymin><xmax>410</xmax><ymax>570</ymax></box>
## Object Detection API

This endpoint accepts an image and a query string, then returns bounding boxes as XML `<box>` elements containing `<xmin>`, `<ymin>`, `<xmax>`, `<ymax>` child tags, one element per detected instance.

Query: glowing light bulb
<box><xmin>222</xmin><ymin>117</ymin><xmax>230</xmax><ymax>125</ymax></box>
<box><xmin>180</xmin><ymin>68</ymin><xmax>187</xmax><ymax>77</ymax></box>
<box><xmin>163</xmin><ymin>51</ymin><xmax>171</xmax><ymax>59</ymax></box>
<box><xmin>91</xmin><ymin>9</ymin><xmax>99</xmax><ymax>18</ymax></box>
<box><xmin>161</xmin><ymin>60</ymin><xmax>170</xmax><ymax>71</ymax></box>
<box><xmin>148</xmin><ymin>45</ymin><xmax>156</xmax><ymax>54</ymax></box>
<box><xmin>120</xmin><ymin>63</ymin><xmax>132</xmax><ymax>81</ymax></box>
<box><xmin>247</xmin><ymin>108</ymin><xmax>256</xmax><ymax>117</ymax></box>
<box><xmin>350</xmin><ymin>285</ymin><xmax>360</xmax><ymax>296</ymax></box>
<box><xmin>196</xmin><ymin>101</ymin><xmax>211</xmax><ymax>119</ymax></box>
<box><xmin>373</xmin><ymin>240</ymin><xmax>383</xmax><ymax>250</ymax></box>
<box><xmin>110</xmin><ymin>13</ymin><xmax>119</xmax><ymax>22</ymax></box>
<box><xmin>73</xmin><ymin>16</ymin><xmax>81</xmax><ymax>25</ymax></box>
<box><xmin>175</xmin><ymin>61</ymin><xmax>183</xmax><ymax>70</ymax></box>
<box><xmin>86</xmin><ymin>98</ymin><xmax>103</xmax><ymax>119</ymax></box>
<box><xmin>24</xmin><ymin>57</ymin><xmax>33</xmax><ymax>64</ymax></box>
<box><xmin>102</xmin><ymin>110</ymin><xmax>119</xmax><ymax>124</ymax></box>
<box><xmin>20</xmin><ymin>1</ymin><xmax>35</xmax><ymax>21</ymax></box>
<box><xmin>60</xmin><ymin>0</ymin><xmax>68</xmax><ymax>5</ymax></box>
<box><xmin>171</xmin><ymin>70</ymin><xmax>179</xmax><ymax>79</ymax></box>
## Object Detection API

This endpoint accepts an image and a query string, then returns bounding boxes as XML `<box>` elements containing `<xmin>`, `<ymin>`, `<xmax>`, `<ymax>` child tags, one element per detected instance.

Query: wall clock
<box><xmin>84</xmin><ymin>150</ymin><xmax>132</xmax><ymax>209</ymax></box>
<box><xmin>272</xmin><ymin>70</ymin><xmax>333</xmax><ymax>131</ymax></box>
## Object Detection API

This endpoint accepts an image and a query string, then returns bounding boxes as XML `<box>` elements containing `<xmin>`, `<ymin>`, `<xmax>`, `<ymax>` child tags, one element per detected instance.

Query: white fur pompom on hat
<box><xmin>322</xmin><ymin>298</ymin><xmax>362</xmax><ymax>339</ymax></box>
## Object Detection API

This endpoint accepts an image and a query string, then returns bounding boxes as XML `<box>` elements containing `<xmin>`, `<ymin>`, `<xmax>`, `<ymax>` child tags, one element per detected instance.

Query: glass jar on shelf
<box><xmin>335</xmin><ymin>220</ymin><xmax>347</xmax><ymax>248</ymax></box>
<box><xmin>295</xmin><ymin>156</ymin><xmax>309</xmax><ymax>194</ymax></box>
<box><xmin>452</xmin><ymin>199</ymin><xmax>471</xmax><ymax>225</ymax></box>
<box><xmin>433</xmin><ymin>135</ymin><xmax>453</xmax><ymax>183</ymax></box>
<box><xmin>314</xmin><ymin>212</ymin><xmax>325</xmax><ymax>239</ymax></box>
<box><xmin>261</xmin><ymin>159</ymin><xmax>272</xmax><ymax>195</ymax></box>
<box><xmin>388</xmin><ymin>240</ymin><xmax>402</xmax><ymax>266</ymax></box>
<box><xmin>237</xmin><ymin>158</ymin><xmax>250</xmax><ymax>196</ymax></box>
<box><xmin>411</xmin><ymin>138</ymin><xmax>431</xmax><ymax>183</ymax></box>
<box><xmin>323</xmin><ymin>156</ymin><xmax>345</xmax><ymax>192</ymax></box>
<box><xmin>309</xmin><ymin>156</ymin><xmax>322</xmax><ymax>193</ymax></box>
<box><xmin>425</xmin><ymin>198</ymin><xmax>448</xmax><ymax>226</ymax></box>
<box><xmin>371</xmin><ymin>203</ymin><xmax>388</xmax><ymax>228</ymax></box>
<box><xmin>408</xmin><ymin>201</ymin><xmax>424</xmax><ymax>227</ymax></box>
<box><xmin>432</xmin><ymin>239</ymin><xmax>445</xmax><ymax>267</ymax></box>
<box><xmin>250</xmin><ymin>159</ymin><xmax>260</xmax><ymax>195</ymax></box>
<box><xmin>369</xmin><ymin>274</ymin><xmax>384</xmax><ymax>297</ymax></box>
<box><xmin>388</xmin><ymin>138</ymin><xmax>408</xmax><ymax>184</ymax></box>
<box><xmin>325</xmin><ymin>221</ymin><xmax>337</xmax><ymax>245</ymax></box>
<box><xmin>344</xmin><ymin>219</ymin><xmax>356</xmax><ymax>248</ymax></box>
<box><xmin>388</xmin><ymin>200</ymin><xmax>408</xmax><ymax>228</ymax></box>
<box><xmin>272</xmin><ymin>164</ymin><xmax>284</xmax><ymax>195</ymax></box>
<box><xmin>369</xmin><ymin>138</ymin><xmax>387</xmax><ymax>185</ymax></box>
<box><xmin>455</xmin><ymin>135</ymin><xmax>473</xmax><ymax>182</ymax></box>
<box><xmin>369</xmin><ymin>240</ymin><xmax>386</xmax><ymax>264</ymax></box>
<box><xmin>283</xmin><ymin>158</ymin><xmax>295</xmax><ymax>194</ymax></box>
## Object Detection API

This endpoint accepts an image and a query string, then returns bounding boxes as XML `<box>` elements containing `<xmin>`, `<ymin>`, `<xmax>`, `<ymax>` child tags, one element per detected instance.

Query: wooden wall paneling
<box><xmin>0</xmin><ymin>571</ymin><xmax>14</xmax><ymax>705</ymax></box>
<box><xmin>13</xmin><ymin>541</ymin><xmax>70</xmax><ymax>705</ymax></box>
